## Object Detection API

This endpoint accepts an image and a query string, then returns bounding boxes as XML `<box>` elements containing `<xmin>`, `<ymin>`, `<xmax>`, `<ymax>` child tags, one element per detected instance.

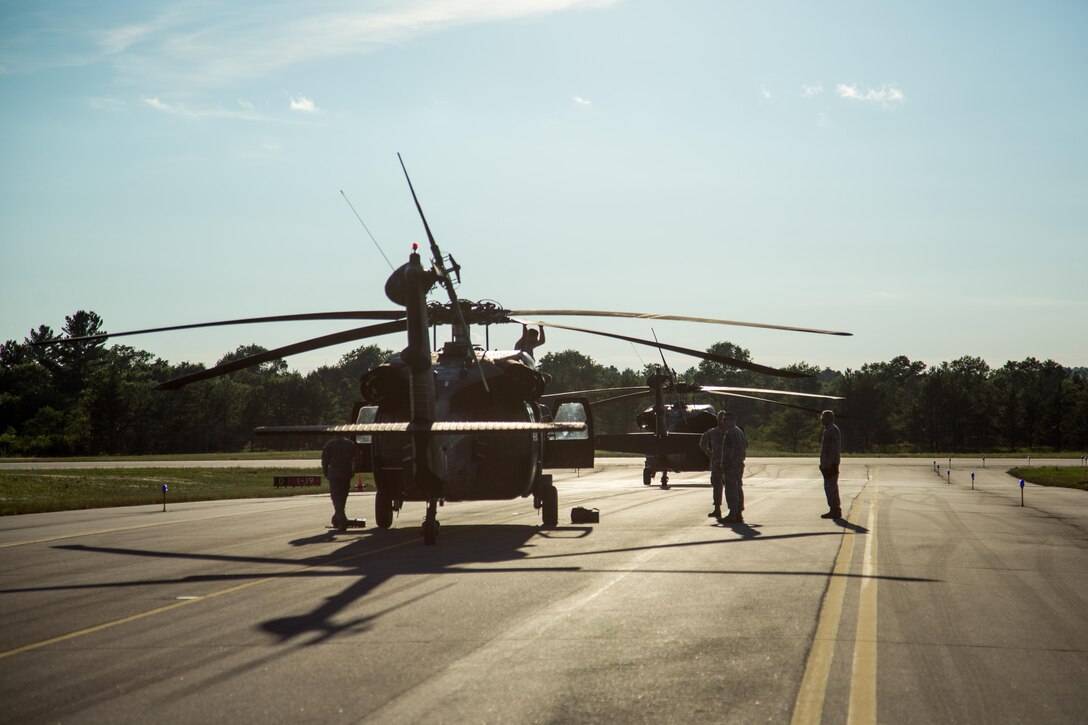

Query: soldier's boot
<box><xmin>708</xmin><ymin>506</ymin><xmax>722</xmax><ymax>519</ymax></box>
<box><xmin>331</xmin><ymin>509</ymin><xmax>349</xmax><ymax>530</ymax></box>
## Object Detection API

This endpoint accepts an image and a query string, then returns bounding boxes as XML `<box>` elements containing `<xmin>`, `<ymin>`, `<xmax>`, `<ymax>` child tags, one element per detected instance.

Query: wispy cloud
<box><xmin>836</xmin><ymin>83</ymin><xmax>904</xmax><ymax>107</ymax></box>
<box><xmin>143</xmin><ymin>96</ymin><xmax>182</xmax><ymax>114</ymax></box>
<box><xmin>760</xmin><ymin>86</ymin><xmax>772</xmax><ymax>100</ymax></box>
<box><xmin>572</xmin><ymin>95</ymin><xmax>591</xmax><ymax>106</ymax></box>
<box><xmin>0</xmin><ymin>0</ymin><xmax>619</xmax><ymax>87</ymax></box>
<box><xmin>289</xmin><ymin>95</ymin><xmax>317</xmax><ymax>112</ymax></box>
<box><xmin>801</xmin><ymin>83</ymin><xmax>823</xmax><ymax>98</ymax></box>
<box><xmin>142</xmin><ymin>96</ymin><xmax>271</xmax><ymax>121</ymax></box>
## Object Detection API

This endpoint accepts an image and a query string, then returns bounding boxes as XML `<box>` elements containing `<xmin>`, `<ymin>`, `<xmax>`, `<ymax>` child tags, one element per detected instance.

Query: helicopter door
<box><xmin>541</xmin><ymin>397</ymin><xmax>594</xmax><ymax>469</ymax></box>
<box><xmin>350</xmin><ymin>403</ymin><xmax>379</xmax><ymax>472</ymax></box>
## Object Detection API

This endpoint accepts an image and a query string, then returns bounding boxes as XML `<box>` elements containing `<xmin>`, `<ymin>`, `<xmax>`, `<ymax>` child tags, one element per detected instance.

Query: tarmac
<box><xmin>1</xmin><ymin>457</ymin><xmax>1086</xmax><ymax>723</ymax></box>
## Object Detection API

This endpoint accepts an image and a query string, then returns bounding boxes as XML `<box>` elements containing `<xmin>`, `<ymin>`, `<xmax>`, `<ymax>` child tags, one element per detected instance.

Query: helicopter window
<box><xmin>355</xmin><ymin>405</ymin><xmax>379</xmax><ymax>444</ymax></box>
<box><xmin>551</xmin><ymin>402</ymin><xmax>589</xmax><ymax>441</ymax></box>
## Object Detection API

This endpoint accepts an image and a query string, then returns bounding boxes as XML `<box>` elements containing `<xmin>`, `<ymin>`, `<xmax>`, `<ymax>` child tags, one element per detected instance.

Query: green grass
<box><xmin>0</xmin><ymin>468</ymin><xmax>374</xmax><ymax>516</ymax></box>
<box><xmin>0</xmin><ymin>450</ymin><xmax>321</xmax><ymax>464</ymax></box>
<box><xmin>1008</xmin><ymin>466</ymin><xmax>1088</xmax><ymax>492</ymax></box>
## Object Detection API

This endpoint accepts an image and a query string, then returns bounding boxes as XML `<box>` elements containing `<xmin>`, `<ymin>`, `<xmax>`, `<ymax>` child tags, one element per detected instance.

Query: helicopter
<box><xmin>543</xmin><ymin>358</ymin><xmax>845</xmax><ymax>488</ymax></box>
<box><xmin>41</xmin><ymin>155</ymin><xmax>852</xmax><ymax>544</ymax></box>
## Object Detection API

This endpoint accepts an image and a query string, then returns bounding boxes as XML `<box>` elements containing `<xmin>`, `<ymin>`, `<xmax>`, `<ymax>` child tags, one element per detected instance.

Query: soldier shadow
<box><xmin>712</xmin><ymin>520</ymin><xmax>763</xmax><ymax>538</ymax></box>
<box><xmin>834</xmin><ymin>518</ymin><xmax>869</xmax><ymax>534</ymax></box>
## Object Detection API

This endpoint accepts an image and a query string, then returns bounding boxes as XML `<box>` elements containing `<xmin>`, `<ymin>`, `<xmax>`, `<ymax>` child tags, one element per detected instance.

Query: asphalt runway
<box><xmin>1</xmin><ymin>458</ymin><xmax>1086</xmax><ymax>723</ymax></box>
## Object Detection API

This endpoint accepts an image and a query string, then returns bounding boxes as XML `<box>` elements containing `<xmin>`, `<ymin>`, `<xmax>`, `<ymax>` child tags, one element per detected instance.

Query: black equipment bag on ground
<box><xmin>570</xmin><ymin>507</ymin><xmax>599</xmax><ymax>524</ymax></box>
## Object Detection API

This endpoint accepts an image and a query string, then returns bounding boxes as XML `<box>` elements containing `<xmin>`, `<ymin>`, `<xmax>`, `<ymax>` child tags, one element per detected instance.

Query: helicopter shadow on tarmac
<box><xmin>34</xmin><ymin>524</ymin><xmax>592</xmax><ymax>699</ymax></box>
<box><xmin>262</xmin><ymin>523</ymin><xmax>593</xmax><ymax>643</ymax></box>
<box><xmin>39</xmin><ymin>523</ymin><xmax>591</xmax><ymax>646</ymax></box>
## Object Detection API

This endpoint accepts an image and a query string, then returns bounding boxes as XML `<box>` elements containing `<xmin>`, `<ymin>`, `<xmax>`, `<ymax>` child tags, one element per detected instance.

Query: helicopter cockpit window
<box><xmin>550</xmin><ymin>402</ymin><xmax>588</xmax><ymax>441</ymax></box>
<box><xmin>355</xmin><ymin>405</ymin><xmax>379</xmax><ymax>444</ymax></box>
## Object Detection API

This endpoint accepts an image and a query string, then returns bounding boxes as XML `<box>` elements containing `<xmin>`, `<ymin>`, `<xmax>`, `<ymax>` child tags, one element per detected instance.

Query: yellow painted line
<box><xmin>848</xmin><ymin>473</ymin><xmax>879</xmax><ymax>724</ymax></box>
<box><xmin>790</xmin><ymin>479</ymin><xmax>870</xmax><ymax>725</ymax></box>
<box><xmin>0</xmin><ymin>538</ymin><xmax>415</xmax><ymax>660</ymax></box>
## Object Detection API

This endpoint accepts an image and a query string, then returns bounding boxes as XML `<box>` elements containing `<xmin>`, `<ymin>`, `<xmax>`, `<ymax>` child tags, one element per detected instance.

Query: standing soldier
<box><xmin>718</xmin><ymin>412</ymin><xmax>748</xmax><ymax>524</ymax></box>
<box><xmin>700</xmin><ymin>411</ymin><xmax>730</xmax><ymax>519</ymax></box>
<box><xmin>322</xmin><ymin>436</ymin><xmax>362</xmax><ymax>530</ymax></box>
<box><xmin>819</xmin><ymin>410</ymin><xmax>842</xmax><ymax>519</ymax></box>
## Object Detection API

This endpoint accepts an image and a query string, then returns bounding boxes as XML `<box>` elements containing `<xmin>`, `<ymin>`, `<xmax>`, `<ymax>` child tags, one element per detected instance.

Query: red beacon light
<box><xmin>412</xmin><ymin>242</ymin><xmax>419</xmax><ymax>252</ymax></box>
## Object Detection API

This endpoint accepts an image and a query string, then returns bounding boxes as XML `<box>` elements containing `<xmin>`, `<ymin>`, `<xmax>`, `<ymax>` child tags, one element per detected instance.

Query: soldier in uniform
<box><xmin>514</xmin><ymin>324</ymin><xmax>546</xmax><ymax>357</ymax></box>
<box><xmin>718</xmin><ymin>411</ymin><xmax>748</xmax><ymax>524</ymax></box>
<box><xmin>699</xmin><ymin>410</ymin><xmax>729</xmax><ymax>519</ymax></box>
<box><xmin>322</xmin><ymin>436</ymin><xmax>361</xmax><ymax>529</ymax></box>
<box><xmin>819</xmin><ymin>410</ymin><xmax>842</xmax><ymax>519</ymax></box>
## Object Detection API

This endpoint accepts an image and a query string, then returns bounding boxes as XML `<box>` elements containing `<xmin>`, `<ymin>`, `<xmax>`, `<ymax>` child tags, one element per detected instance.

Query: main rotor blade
<box><xmin>587</xmin><ymin>390</ymin><xmax>655</xmax><ymax>406</ymax></box>
<box><xmin>35</xmin><ymin>311</ymin><xmax>406</xmax><ymax>346</ymax></box>
<box><xmin>540</xmin><ymin>386</ymin><xmax>650</xmax><ymax>399</ymax></box>
<box><xmin>704</xmin><ymin>390</ymin><xmax>832</xmax><ymax>414</ymax></box>
<box><xmin>397</xmin><ymin>153</ymin><xmax>488</xmax><ymax>393</ymax></box>
<box><xmin>397</xmin><ymin>153</ymin><xmax>440</xmax><ymax>262</ymax></box>
<box><xmin>700</xmin><ymin>386</ymin><xmax>844</xmax><ymax>400</ymax></box>
<box><xmin>511</xmin><ymin>318</ymin><xmax>809</xmax><ymax>379</ymax></box>
<box><xmin>155</xmin><ymin>319</ymin><xmax>407</xmax><ymax>390</ymax></box>
<box><xmin>506</xmin><ymin>309</ymin><xmax>852</xmax><ymax>337</ymax></box>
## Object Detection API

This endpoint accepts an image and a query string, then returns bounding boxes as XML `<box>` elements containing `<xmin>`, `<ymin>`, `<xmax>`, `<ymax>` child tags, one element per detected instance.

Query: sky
<box><xmin>2</xmin><ymin>0</ymin><xmax>1086</xmax><ymax>379</ymax></box>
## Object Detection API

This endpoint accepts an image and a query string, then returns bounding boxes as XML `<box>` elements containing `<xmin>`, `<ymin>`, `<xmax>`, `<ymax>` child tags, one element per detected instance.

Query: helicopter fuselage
<box><xmin>358</xmin><ymin>346</ymin><xmax>587</xmax><ymax>503</ymax></box>
<box><xmin>635</xmin><ymin>403</ymin><xmax>717</xmax><ymax>472</ymax></box>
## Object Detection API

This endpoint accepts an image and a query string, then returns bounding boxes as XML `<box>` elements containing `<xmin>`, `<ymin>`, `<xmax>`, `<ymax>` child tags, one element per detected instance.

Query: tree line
<box><xmin>2</xmin><ymin>311</ymin><xmax>1086</xmax><ymax>456</ymax></box>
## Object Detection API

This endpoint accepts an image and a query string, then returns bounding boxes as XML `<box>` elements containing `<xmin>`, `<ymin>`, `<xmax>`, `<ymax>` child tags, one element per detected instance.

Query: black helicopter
<box><xmin>42</xmin><ymin>155</ymin><xmax>851</xmax><ymax>544</ymax></box>
<box><xmin>543</xmin><ymin>360</ymin><xmax>845</xmax><ymax>488</ymax></box>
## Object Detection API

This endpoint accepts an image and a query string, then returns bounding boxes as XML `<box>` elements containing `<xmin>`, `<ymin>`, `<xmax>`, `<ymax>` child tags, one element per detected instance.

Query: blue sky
<box><xmin>2</xmin><ymin>0</ymin><xmax>1085</xmax><ymax>376</ymax></box>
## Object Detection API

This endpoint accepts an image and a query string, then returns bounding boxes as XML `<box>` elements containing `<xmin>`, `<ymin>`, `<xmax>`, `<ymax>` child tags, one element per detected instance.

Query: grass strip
<box><xmin>0</xmin><ymin>450</ymin><xmax>321</xmax><ymax>464</ymax></box>
<box><xmin>0</xmin><ymin>468</ymin><xmax>374</xmax><ymax>516</ymax></box>
<box><xmin>1008</xmin><ymin>466</ymin><xmax>1088</xmax><ymax>492</ymax></box>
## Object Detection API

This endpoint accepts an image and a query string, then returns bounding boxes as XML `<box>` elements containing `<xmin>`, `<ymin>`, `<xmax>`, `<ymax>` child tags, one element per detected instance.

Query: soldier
<box><xmin>699</xmin><ymin>410</ymin><xmax>729</xmax><ymax>519</ymax></box>
<box><xmin>514</xmin><ymin>324</ymin><xmax>546</xmax><ymax>357</ymax></box>
<box><xmin>819</xmin><ymin>410</ymin><xmax>842</xmax><ymax>519</ymax></box>
<box><xmin>718</xmin><ymin>411</ymin><xmax>748</xmax><ymax>524</ymax></box>
<box><xmin>322</xmin><ymin>436</ymin><xmax>361</xmax><ymax>530</ymax></box>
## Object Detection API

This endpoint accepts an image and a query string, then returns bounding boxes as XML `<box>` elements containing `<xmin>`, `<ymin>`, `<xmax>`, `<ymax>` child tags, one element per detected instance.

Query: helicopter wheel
<box><xmin>541</xmin><ymin>483</ymin><xmax>558</xmax><ymax>528</ymax></box>
<box><xmin>660</xmin><ymin>472</ymin><xmax>669</xmax><ymax>490</ymax></box>
<box><xmin>375</xmin><ymin>489</ymin><xmax>394</xmax><ymax>529</ymax></box>
<box><xmin>643</xmin><ymin>469</ymin><xmax>653</xmax><ymax>486</ymax></box>
<box><xmin>422</xmin><ymin>499</ymin><xmax>440</xmax><ymax>545</ymax></box>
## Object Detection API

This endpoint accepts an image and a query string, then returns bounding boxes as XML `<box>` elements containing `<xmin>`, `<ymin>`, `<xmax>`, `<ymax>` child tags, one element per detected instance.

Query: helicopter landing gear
<box><xmin>541</xmin><ymin>482</ymin><xmax>558</xmax><ymax>528</ymax></box>
<box><xmin>660</xmin><ymin>471</ymin><xmax>669</xmax><ymax>489</ymax></box>
<box><xmin>422</xmin><ymin>499</ymin><xmax>440</xmax><ymax>545</ymax></box>
<box><xmin>533</xmin><ymin>474</ymin><xmax>558</xmax><ymax>528</ymax></box>
<box><xmin>375</xmin><ymin>489</ymin><xmax>400</xmax><ymax>529</ymax></box>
